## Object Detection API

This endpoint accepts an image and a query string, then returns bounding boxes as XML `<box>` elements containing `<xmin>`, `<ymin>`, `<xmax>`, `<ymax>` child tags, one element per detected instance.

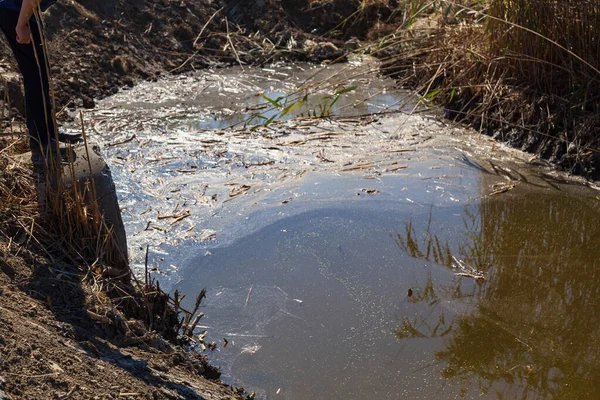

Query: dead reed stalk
<box><xmin>373</xmin><ymin>0</ymin><xmax>600</xmax><ymax>177</ymax></box>
<box><xmin>488</xmin><ymin>0</ymin><xmax>600</xmax><ymax>94</ymax></box>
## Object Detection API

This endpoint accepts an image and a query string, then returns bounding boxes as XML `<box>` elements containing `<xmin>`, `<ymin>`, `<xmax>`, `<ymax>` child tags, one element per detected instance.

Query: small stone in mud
<box><xmin>407</xmin><ymin>288</ymin><xmax>413</xmax><ymax>297</ymax></box>
<box><xmin>82</xmin><ymin>96</ymin><xmax>95</xmax><ymax>109</ymax></box>
<box><xmin>111</xmin><ymin>56</ymin><xmax>129</xmax><ymax>75</ymax></box>
<box><xmin>123</xmin><ymin>77</ymin><xmax>134</xmax><ymax>88</ymax></box>
<box><xmin>173</xmin><ymin>23</ymin><xmax>194</xmax><ymax>42</ymax></box>
<box><xmin>171</xmin><ymin>352</ymin><xmax>185</xmax><ymax>365</ymax></box>
<box><xmin>343</xmin><ymin>37</ymin><xmax>360</xmax><ymax>50</ymax></box>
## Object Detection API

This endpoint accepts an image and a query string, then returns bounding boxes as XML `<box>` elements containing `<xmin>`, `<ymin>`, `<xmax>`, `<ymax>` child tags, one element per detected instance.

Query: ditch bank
<box><xmin>1</xmin><ymin>0</ymin><xmax>594</xmax><ymax>178</ymax></box>
<box><xmin>0</xmin><ymin>141</ymin><xmax>247</xmax><ymax>399</ymax></box>
<box><xmin>0</xmin><ymin>0</ymin><xmax>401</xmax><ymax>115</ymax></box>
<box><xmin>0</xmin><ymin>0</ymin><xmax>380</xmax><ymax>111</ymax></box>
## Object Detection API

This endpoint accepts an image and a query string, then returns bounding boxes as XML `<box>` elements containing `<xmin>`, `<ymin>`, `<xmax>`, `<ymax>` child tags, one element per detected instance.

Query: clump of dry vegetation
<box><xmin>3</xmin><ymin>7</ymin><xmax>213</xmax><ymax>345</ymax></box>
<box><xmin>374</xmin><ymin>0</ymin><xmax>600</xmax><ymax>178</ymax></box>
<box><xmin>0</xmin><ymin>134</ymin><xmax>230</xmax><ymax>399</ymax></box>
<box><xmin>0</xmin><ymin>85</ymin><xmax>252</xmax><ymax>395</ymax></box>
<box><xmin>0</xmin><ymin>131</ymin><xmax>202</xmax><ymax>341</ymax></box>
<box><xmin>488</xmin><ymin>1</ymin><xmax>600</xmax><ymax>93</ymax></box>
<box><xmin>1</xmin><ymin>14</ymin><xmax>210</xmax><ymax>353</ymax></box>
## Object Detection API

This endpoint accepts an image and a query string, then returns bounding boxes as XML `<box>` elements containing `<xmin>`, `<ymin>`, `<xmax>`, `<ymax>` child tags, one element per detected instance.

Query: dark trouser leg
<box><xmin>0</xmin><ymin>10</ymin><xmax>55</xmax><ymax>148</ymax></box>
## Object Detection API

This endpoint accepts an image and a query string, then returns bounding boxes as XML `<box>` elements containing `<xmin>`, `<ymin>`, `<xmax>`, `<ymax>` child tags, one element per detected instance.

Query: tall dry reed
<box><xmin>488</xmin><ymin>0</ymin><xmax>600</xmax><ymax>93</ymax></box>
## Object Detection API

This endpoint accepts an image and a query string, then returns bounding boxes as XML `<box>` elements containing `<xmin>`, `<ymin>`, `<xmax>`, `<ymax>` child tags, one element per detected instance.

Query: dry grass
<box><xmin>488</xmin><ymin>1</ymin><xmax>600</xmax><ymax>94</ymax></box>
<box><xmin>373</xmin><ymin>0</ymin><xmax>600</xmax><ymax>178</ymax></box>
<box><xmin>0</xmin><ymin>8</ymin><xmax>204</xmax><ymax>342</ymax></box>
<box><xmin>0</xmin><ymin>126</ymin><xmax>202</xmax><ymax>342</ymax></box>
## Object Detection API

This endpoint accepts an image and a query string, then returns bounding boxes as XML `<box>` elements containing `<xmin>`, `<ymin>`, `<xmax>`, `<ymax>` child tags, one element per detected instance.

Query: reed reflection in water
<box><xmin>394</xmin><ymin>193</ymin><xmax>600</xmax><ymax>399</ymax></box>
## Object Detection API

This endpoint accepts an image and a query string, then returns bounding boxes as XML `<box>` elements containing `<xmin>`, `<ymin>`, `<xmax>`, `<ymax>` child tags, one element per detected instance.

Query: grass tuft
<box><xmin>372</xmin><ymin>0</ymin><xmax>600</xmax><ymax>178</ymax></box>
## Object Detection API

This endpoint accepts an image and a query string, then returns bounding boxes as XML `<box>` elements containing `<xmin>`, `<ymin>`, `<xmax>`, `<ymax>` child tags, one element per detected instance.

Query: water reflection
<box><xmin>394</xmin><ymin>192</ymin><xmax>600</xmax><ymax>399</ymax></box>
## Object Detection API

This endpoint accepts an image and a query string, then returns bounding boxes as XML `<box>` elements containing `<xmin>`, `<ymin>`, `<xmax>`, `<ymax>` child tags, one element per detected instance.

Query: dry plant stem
<box><xmin>170</xmin><ymin>7</ymin><xmax>223</xmax><ymax>73</ymax></box>
<box><xmin>31</xmin><ymin>7</ymin><xmax>60</xmax><ymax>165</ymax></box>
<box><xmin>182</xmin><ymin>289</ymin><xmax>207</xmax><ymax>337</ymax></box>
<box><xmin>225</xmin><ymin>17</ymin><xmax>244</xmax><ymax>70</ymax></box>
<box><xmin>27</xmin><ymin>10</ymin><xmax>127</xmax><ymax>273</ymax></box>
<box><xmin>244</xmin><ymin>284</ymin><xmax>253</xmax><ymax>310</ymax></box>
<box><xmin>144</xmin><ymin>244</ymin><xmax>150</xmax><ymax>286</ymax></box>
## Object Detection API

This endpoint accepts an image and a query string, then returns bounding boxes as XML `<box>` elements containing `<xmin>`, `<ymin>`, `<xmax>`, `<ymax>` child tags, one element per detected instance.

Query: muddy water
<box><xmin>79</xmin><ymin>61</ymin><xmax>600</xmax><ymax>399</ymax></box>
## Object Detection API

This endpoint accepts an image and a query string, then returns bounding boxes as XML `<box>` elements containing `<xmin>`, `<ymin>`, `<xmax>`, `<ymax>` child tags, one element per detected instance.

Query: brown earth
<box><xmin>0</xmin><ymin>0</ymin><xmax>404</xmax><ymax>112</ymax></box>
<box><xmin>0</xmin><ymin>260</ymin><xmax>243</xmax><ymax>400</ymax></box>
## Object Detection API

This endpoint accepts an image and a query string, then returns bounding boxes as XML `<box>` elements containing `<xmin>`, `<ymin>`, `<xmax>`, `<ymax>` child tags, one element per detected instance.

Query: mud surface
<box><xmin>0</xmin><ymin>273</ymin><xmax>242</xmax><ymax>399</ymax></box>
<box><xmin>79</xmin><ymin>61</ymin><xmax>600</xmax><ymax>399</ymax></box>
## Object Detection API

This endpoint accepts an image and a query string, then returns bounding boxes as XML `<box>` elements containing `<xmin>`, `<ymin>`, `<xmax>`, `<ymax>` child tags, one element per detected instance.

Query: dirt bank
<box><xmin>0</xmin><ymin>259</ymin><xmax>242</xmax><ymax>399</ymax></box>
<box><xmin>2</xmin><ymin>0</ymin><xmax>597</xmax><ymax>176</ymax></box>
<box><xmin>0</xmin><ymin>139</ymin><xmax>247</xmax><ymax>399</ymax></box>
<box><xmin>0</xmin><ymin>0</ymin><xmax>402</xmax><ymax>112</ymax></box>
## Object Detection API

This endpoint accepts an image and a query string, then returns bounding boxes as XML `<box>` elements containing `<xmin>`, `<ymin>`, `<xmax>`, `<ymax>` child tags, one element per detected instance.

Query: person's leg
<box><xmin>0</xmin><ymin>10</ymin><xmax>55</xmax><ymax>150</ymax></box>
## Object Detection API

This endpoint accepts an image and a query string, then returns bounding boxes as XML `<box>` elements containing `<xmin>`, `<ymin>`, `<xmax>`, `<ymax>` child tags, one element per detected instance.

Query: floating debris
<box><xmin>240</xmin><ymin>344</ymin><xmax>262</xmax><ymax>354</ymax></box>
<box><xmin>244</xmin><ymin>285</ymin><xmax>254</xmax><ymax>310</ymax></box>
<box><xmin>229</xmin><ymin>184</ymin><xmax>251</xmax><ymax>197</ymax></box>
<box><xmin>452</xmin><ymin>256</ymin><xmax>486</xmax><ymax>282</ymax></box>
<box><xmin>455</xmin><ymin>272</ymin><xmax>486</xmax><ymax>282</ymax></box>
<box><xmin>384</xmin><ymin>164</ymin><xmax>409</xmax><ymax>172</ymax></box>
<box><xmin>198</xmin><ymin>230</ymin><xmax>217</xmax><ymax>242</ymax></box>
<box><xmin>107</xmin><ymin>133</ymin><xmax>137</xmax><ymax>147</ymax></box>
<box><xmin>361</xmin><ymin>188</ymin><xmax>381</xmax><ymax>195</ymax></box>
<box><xmin>488</xmin><ymin>179</ymin><xmax>519</xmax><ymax>196</ymax></box>
<box><xmin>342</xmin><ymin>162</ymin><xmax>376</xmax><ymax>171</ymax></box>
